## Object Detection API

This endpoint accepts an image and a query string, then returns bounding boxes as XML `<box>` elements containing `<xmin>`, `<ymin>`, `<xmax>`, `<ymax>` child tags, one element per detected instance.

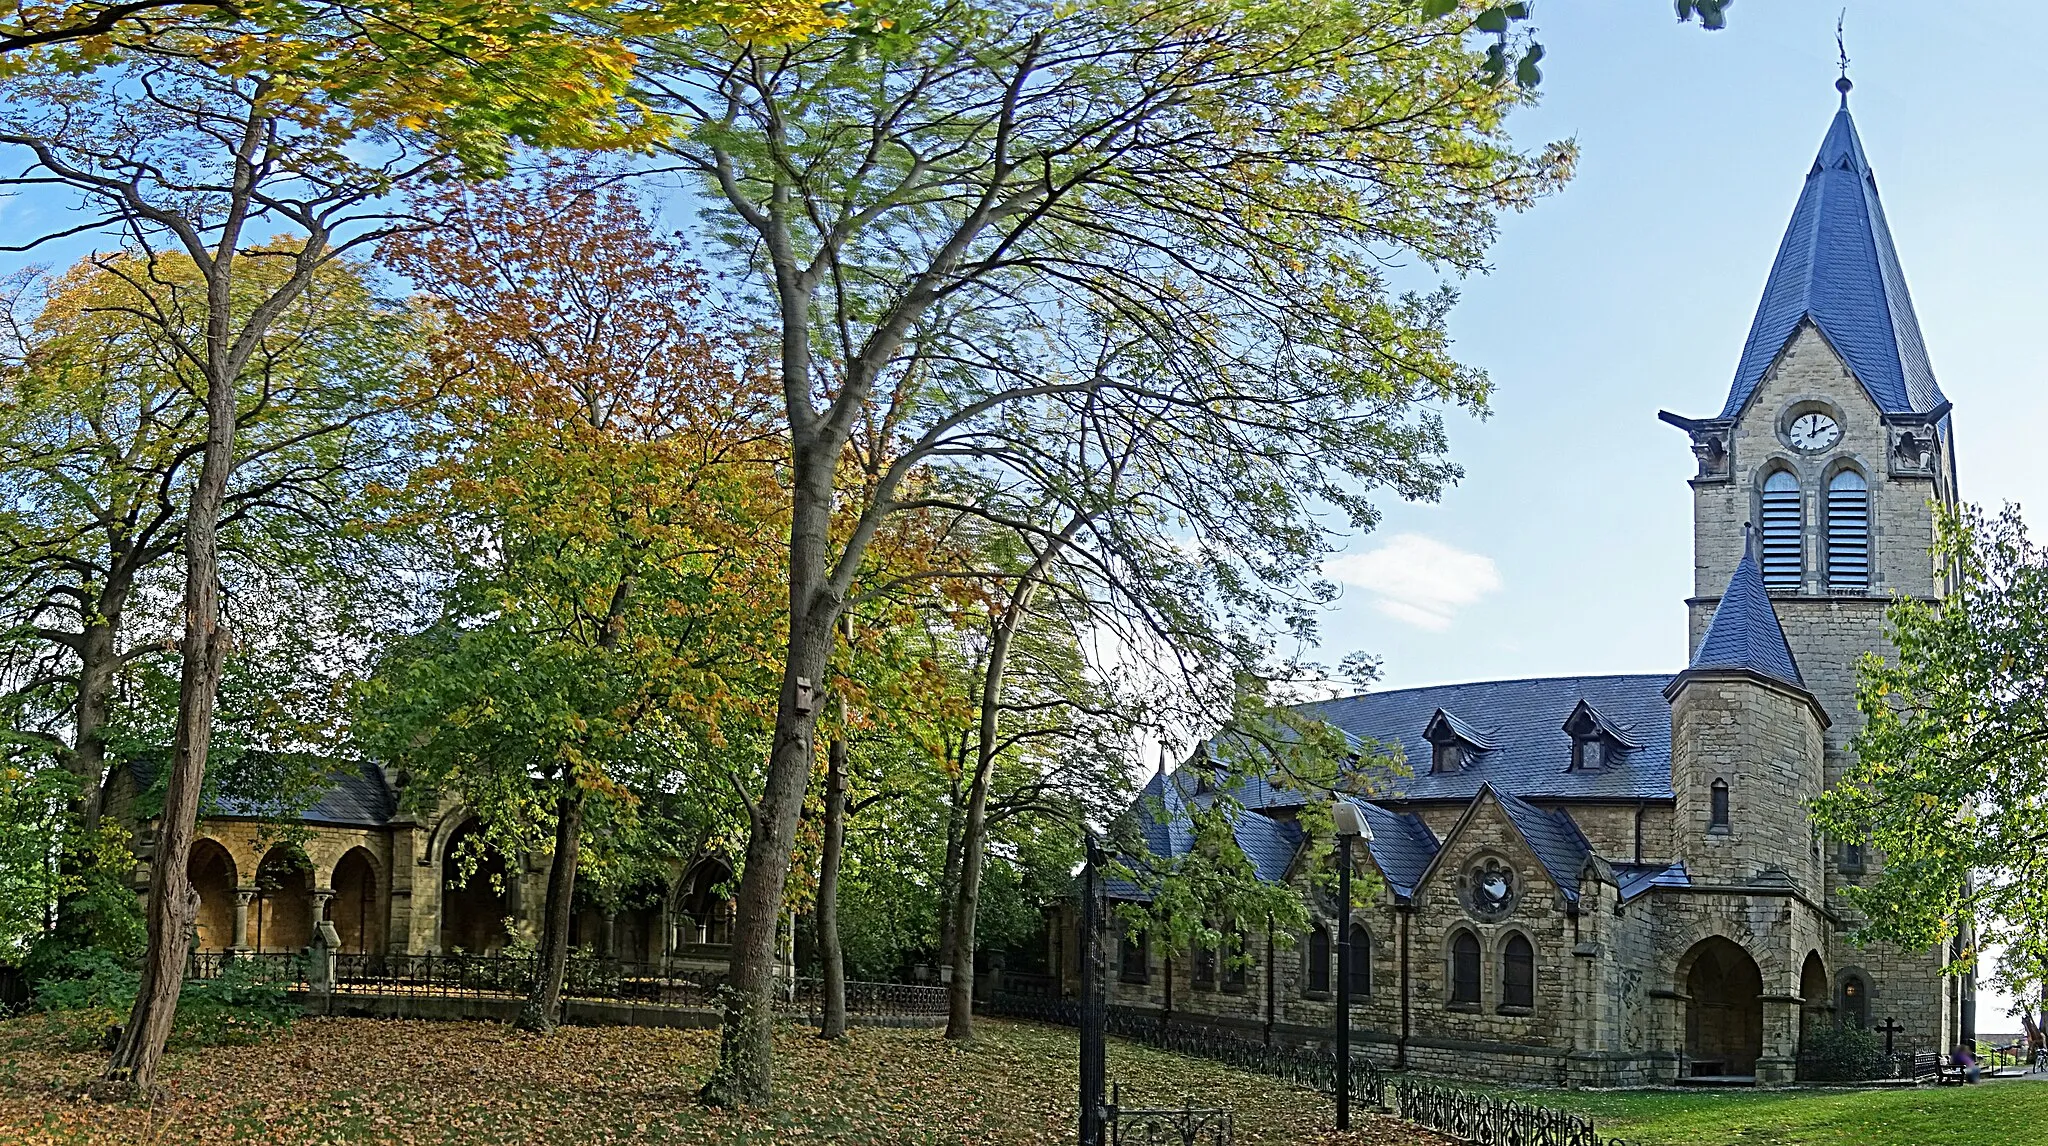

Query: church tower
<box><xmin>1662</xmin><ymin>87</ymin><xmax>1964</xmax><ymax>1051</ymax></box>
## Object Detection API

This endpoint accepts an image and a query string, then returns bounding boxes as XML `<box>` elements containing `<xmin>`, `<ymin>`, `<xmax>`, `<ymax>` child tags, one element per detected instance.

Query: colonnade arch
<box><xmin>1679</xmin><ymin>936</ymin><xmax>1764</xmax><ymax>1078</ymax></box>
<box><xmin>188</xmin><ymin>838</ymin><xmax>238</xmax><ymax>952</ymax></box>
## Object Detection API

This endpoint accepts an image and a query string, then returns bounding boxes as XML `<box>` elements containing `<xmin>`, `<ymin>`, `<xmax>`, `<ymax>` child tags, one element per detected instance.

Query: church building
<box><xmin>1064</xmin><ymin>93</ymin><xmax>1970</xmax><ymax>1087</ymax></box>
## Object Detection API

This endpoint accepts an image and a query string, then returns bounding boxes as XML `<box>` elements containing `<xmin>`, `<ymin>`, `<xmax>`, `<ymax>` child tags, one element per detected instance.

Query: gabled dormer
<box><xmin>1423</xmin><ymin>708</ymin><xmax>1494</xmax><ymax>774</ymax></box>
<box><xmin>1561</xmin><ymin>699</ymin><xmax>1642</xmax><ymax>772</ymax></box>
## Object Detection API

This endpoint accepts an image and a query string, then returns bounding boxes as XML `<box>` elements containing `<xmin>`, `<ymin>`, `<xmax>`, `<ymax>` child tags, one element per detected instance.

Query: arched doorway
<box><xmin>440</xmin><ymin>821</ymin><xmax>510</xmax><ymax>954</ymax></box>
<box><xmin>188</xmin><ymin>839</ymin><xmax>237</xmax><ymax>951</ymax></box>
<box><xmin>332</xmin><ymin>847</ymin><xmax>383</xmax><ymax>954</ymax></box>
<box><xmin>252</xmin><ymin>845</ymin><xmax>314</xmax><ymax>953</ymax></box>
<box><xmin>676</xmin><ymin>860</ymin><xmax>733</xmax><ymax>947</ymax></box>
<box><xmin>1682</xmin><ymin>937</ymin><xmax>1764</xmax><ymax>1077</ymax></box>
<box><xmin>1799</xmin><ymin>951</ymin><xmax>1829</xmax><ymax>1051</ymax></box>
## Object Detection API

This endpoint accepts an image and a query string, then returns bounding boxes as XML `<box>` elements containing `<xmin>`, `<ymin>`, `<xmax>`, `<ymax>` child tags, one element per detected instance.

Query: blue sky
<box><xmin>1320</xmin><ymin>3</ymin><xmax>2048</xmax><ymax>701</ymax></box>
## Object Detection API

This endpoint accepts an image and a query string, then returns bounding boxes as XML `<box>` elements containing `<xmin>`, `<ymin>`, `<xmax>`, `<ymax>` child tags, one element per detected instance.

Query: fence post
<box><xmin>1079</xmin><ymin>833</ymin><xmax>1108</xmax><ymax>1146</ymax></box>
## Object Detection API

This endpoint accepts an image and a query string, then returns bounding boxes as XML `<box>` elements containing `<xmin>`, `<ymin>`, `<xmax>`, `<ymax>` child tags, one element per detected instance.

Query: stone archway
<box><xmin>1798</xmin><ymin>950</ymin><xmax>1829</xmax><ymax>1051</ymax></box>
<box><xmin>188</xmin><ymin>839</ymin><xmax>238</xmax><ymax>951</ymax></box>
<box><xmin>676</xmin><ymin>860</ymin><xmax>734</xmax><ymax>947</ymax></box>
<box><xmin>439</xmin><ymin>820</ymin><xmax>509</xmax><ymax>954</ymax></box>
<box><xmin>331</xmin><ymin>847</ymin><xmax>383</xmax><ymax>955</ymax></box>
<box><xmin>1682</xmin><ymin>936</ymin><xmax>1764</xmax><ymax>1078</ymax></box>
<box><xmin>252</xmin><ymin>845</ymin><xmax>314</xmax><ymax>953</ymax></box>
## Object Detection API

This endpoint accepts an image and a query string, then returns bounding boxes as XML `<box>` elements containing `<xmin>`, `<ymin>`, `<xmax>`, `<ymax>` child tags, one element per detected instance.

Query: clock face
<box><xmin>1789</xmin><ymin>412</ymin><xmax>1841</xmax><ymax>452</ymax></box>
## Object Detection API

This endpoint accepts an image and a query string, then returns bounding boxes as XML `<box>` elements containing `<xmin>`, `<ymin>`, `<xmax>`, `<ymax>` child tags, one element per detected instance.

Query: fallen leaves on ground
<box><xmin>0</xmin><ymin>1014</ymin><xmax>1447</xmax><ymax>1144</ymax></box>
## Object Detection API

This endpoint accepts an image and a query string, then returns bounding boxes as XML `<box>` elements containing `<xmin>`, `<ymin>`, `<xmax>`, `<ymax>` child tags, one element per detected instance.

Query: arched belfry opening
<box><xmin>1681</xmin><ymin>937</ymin><xmax>1764</xmax><ymax>1078</ymax></box>
<box><xmin>439</xmin><ymin>820</ymin><xmax>510</xmax><ymax>955</ymax></box>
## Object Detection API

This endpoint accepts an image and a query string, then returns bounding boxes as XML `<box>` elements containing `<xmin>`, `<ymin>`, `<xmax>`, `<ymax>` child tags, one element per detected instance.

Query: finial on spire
<box><xmin>1835</xmin><ymin>10</ymin><xmax>1853</xmax><ymax>104</ymax></box>
<box><xmin>1742</xmin><ymin>521</ymin><xmax>1760</xmax><ymax>564</ymax></box>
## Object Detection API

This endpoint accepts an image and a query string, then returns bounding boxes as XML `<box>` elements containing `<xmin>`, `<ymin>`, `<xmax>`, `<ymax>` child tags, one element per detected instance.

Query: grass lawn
<box><xmin>0</xmin><ymin>1014</ymin><xmax>1433</xmax><ymax>1145</ymax></box>
<box><xmin>1507</xmin><ymin>1078</ymin><xmax>2048</xmax><ymax>1146</ymax></box>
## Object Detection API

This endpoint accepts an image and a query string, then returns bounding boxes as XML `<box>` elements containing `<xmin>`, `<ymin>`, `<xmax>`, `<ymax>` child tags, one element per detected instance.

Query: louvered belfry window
<box><xmin>1759</xmin><ymin>470</ymin><xmax>1803</xmax><ymax>588</ymax></box>
<box><xmin>1827</xmin><ymin>469</ymin><xmax>1871</xmax><ymax>589</ymax></box>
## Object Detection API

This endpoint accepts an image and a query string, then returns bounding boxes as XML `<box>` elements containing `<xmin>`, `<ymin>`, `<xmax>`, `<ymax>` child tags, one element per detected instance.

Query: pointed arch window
<box><xmin>1827</xmin><ymin>469</ymin><xmax>1870</xmax><ymax>590</ymax></box>
<box><xmin>1306</xmin><ymin>924</ymin><xmax>1331</xmax><ymax>994</ymax></box>
<box><xmin>1710</xmin><ymin>779</ymin><xmax>1731</xmax><ymax>833</ymax></box>
<box><xmin>1501</xmin><ymin>934</ymin><xmax>1536</xmax><ymax>1011</ymax></box>
<box><xmin>1450</xmin><ymin>931</ymin><xmax>1482</xmax><ymax>1007</ymax></box>
<box><xmin>1347</xmin><ymin>923</ymin><xmax>1372</xmax><ymax>997</ymax></box>
<box><xmin>1760</xmin><ymin>470</ymin><xmax>1803</xmax><ymax>588</ymax></box>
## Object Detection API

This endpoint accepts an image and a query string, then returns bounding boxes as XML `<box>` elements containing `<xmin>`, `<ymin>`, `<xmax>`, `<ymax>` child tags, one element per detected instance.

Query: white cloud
<box><xmin>1324</xmin><ymin>533</ymin><xmax>1503</xmax><ymax>632</ymax></box>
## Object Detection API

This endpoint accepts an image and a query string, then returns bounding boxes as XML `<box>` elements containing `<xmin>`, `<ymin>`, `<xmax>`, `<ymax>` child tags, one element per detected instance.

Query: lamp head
<box><xmin>1331</xmin><ymin>799</ymin><xmax>1371</xmax><ymax>840</ymax></box>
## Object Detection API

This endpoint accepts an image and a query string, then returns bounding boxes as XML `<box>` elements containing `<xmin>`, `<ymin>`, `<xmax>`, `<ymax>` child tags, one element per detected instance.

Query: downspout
<box><xmin>1264</xmin><ymin>915</ymin><xmax>1276</xmax><ymax>1045</ymax></box>
<box><xmin>1397</xmin><ymin>901</ymin><xmax>1412</xmax><ymax>1070</ymax></box>
<box><xmin>1163</xmin><ymin>951</ymin><xmax>1173</xmax><ymax>1023</ymax></box>
<box><xmin>1633</xmin><ymin>801</ymin><xmax>1645</xmax><ymax>864</ymax></box>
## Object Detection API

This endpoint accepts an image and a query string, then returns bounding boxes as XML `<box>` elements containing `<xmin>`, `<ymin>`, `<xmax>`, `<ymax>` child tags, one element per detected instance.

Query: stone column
<box><xmin>231</xmin><ymin>888</ymin><xmax>255</xmax><ymax>954</ymax></box>
<box><xmin>1756</xmin><ymin>992</ymin><xmax>1804</xmax><ymax>1086</ymax></box>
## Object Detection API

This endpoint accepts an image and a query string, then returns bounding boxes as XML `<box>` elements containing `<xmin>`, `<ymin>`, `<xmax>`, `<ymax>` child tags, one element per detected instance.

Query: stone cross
<box><xmin>1878</xmin><ymin>1015</ymin><xmax>1904</xmax><ymax>1056</ymax></box>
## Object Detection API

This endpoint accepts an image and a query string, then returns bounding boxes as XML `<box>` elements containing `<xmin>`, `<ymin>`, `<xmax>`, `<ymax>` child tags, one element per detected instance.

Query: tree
<box><xmin>1812</xmin><ymin>503</ymin><xmax>2048</xmax><ymax>1019</ymax></box>
<box><xmin>644</xmin><ymin>0</ymin><xmax>1569</xmax><ymax>1101</ymax></box>
<box><xmin>0</xmin><ymin>26</ymin><xmax>614</xmax><ymax>1090</ymax></box>
<box><xmin>0</xmin><ymin>251</ymin><xmax>413</xmax><ymax>895</ymax></box>
<box><xmin>366</xmin><ymin>165</ymin><xmax>786</xmax><ymax>1032</ymax></box>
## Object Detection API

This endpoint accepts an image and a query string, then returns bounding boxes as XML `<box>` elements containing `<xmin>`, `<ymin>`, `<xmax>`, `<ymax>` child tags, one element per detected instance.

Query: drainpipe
<box><xmin>1163</xmin><ymin>951</ymin><xmax>1173</xmax><ymax>1023</ymax></box>
<box><xmin>1398</xmin><ymin>902</ymin><xmax>1412</xmax><ymax>1070</ymax></box>
<box><xmin>1633</xmin><ymin>801</ymin><xmax>1645</xmax><ymax>864</ymax></box>
<box><xmin>1264</xmin><ymin>916</ymin><xmax>1276</xmax><ymax>1045</ymax></box>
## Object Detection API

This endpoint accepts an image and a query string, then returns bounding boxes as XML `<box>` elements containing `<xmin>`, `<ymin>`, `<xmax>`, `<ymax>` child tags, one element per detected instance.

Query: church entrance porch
<box><xmin>1682</xmin><ymin>937</ymin><xmax>1763</xmax><ymax>1081</ymax></box>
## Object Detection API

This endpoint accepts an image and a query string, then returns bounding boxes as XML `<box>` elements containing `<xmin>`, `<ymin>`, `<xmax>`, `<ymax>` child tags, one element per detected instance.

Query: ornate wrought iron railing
<box><xmin>187</xmin><ymin>951</ymin><xmax>310</xmax><ymax>985</ymax></box>
<box><xmin>1395</xmin><ymin>1081</ymin><xmax>1639</xmax><ymax>1146</ymax></box>
<box><xmin>1105</xmin><ymin>1085</ymin><xmax>1232</xmax><ymax>1146</ymax></box>
<box><xmin>790</xmin><ymin>976</ymin><xmax>948</xmax><ymax>1022</ymax></box>
<box><xmin>980</xmin><ymin>992</ymin><xmax>1385</xmax><ymax>1111</ymax></box>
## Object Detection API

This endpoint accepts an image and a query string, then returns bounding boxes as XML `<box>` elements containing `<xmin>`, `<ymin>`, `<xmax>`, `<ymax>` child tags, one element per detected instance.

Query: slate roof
<box><xmin>1685</xmin><ymin>529</ymin><xmax>1804</xmax><ymax>689</ymax></box>
<box><xmin>124</xmin><ymin>754</ymin><xmax>396</xmax><ymax>828</ymax></box>
<box><xmin>1296</xmin><ymin>674</ymin><xmax>1677</xmax><ymax>803</ymax></box>
<box><xmin>1613</xmin><ymin>861</ymin><xmax>1691</xmax><ymax>902</ymax></box>
<box><xmin>1492</xmin><ymin>790</ymin><xmax>1594</xmax><ymax>903</ymax></box>
<box><xmin>1722</xmin><ymin>102</ymin><xmax>1945</xmax><ymax>419</ymax></box>
<box><xmin>1107</xmin><ymin>767</ymin><xmax>1304</xmax><ymax>899</ymax></box>
<box><xmin>1348</xmin><ymin>798</ymin><xmax>1439</xmax><ymax>900</ymax></box>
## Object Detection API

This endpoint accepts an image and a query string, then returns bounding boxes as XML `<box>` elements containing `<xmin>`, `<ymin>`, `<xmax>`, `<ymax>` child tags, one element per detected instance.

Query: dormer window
<box><xmin>1423</xmin><ymin>709</ymin><xmax>1494</xmax><ymax>775</ymax></box>
<box><xmin>1562</xmin><ymin>699</ymin><xmax>1641</xmax><ymax>772</ymax></box>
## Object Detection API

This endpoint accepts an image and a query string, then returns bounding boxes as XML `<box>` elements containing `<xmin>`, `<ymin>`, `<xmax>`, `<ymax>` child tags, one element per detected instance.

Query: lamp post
<box><xmin>1331</xmin><ymin>799</ymin><xmax>1371</xmax><ymax>1131</ymax></box>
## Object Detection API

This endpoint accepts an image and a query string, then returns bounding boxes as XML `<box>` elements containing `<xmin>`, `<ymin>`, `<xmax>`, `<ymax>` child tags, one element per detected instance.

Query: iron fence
<box><xmin>1396</xmin><ymin>1081</ymin><xmax>1639</xmax><ymax>1146</ymax></box>
<box><xmin>188</xmin><ymin>951</ymin><xmax>310</xmax><ymax>986</ymax></box>
<box><xmin>1794</xmin><ymin>1048</ymin><xmax>1942</xmax><ymax>1083</ymax></box>
<box><xmin>981</xmin><ymin>992</ymin><xmax>1384</xmax><ymax>1110</ymax></box>
<box><xmin>177</xmin><ymin>951</ymin><xmax>938</xmax><ymax>1023</ymax></box>
<box><xmin>791</xmin><ymin>977</ymin><xmax>948</xmax><ymax>1023</ymax></box>
<box><xmin>1106</xmin><ymin>1085</ymin><xmax>1232</xmax><ymax>1146</ymax></box>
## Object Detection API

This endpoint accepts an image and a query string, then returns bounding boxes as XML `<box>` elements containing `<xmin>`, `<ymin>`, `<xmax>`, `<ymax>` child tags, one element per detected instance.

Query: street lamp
<box><xmin>1331</xmin><ymin>799</ymin><xmax>1371</xmax><ymax>1131</ymax></box>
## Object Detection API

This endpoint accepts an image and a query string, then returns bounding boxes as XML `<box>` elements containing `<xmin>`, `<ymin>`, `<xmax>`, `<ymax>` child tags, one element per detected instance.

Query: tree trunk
<box><xmin>101</xmin><ymin>307</ymin><xmax>240</xmax><ymax>1097</ymax></box>
<box><xmin>816</xmin><ymin>733</ymin><xmax>848</xmax><ymax>1039</ymax></box>
<box><xmin>937</xmin><ymin>770</ymin><xmax>964</xmax><ymax>980</ymax></box>
<box><xmin>701</xmin><ymin>444</ymin><xmax>839</xmax><ymax>1105</ymax></box>
<box><xmin>946</xmin><ymin>525</ymin><xmax>1074</xmax><ymax>1040</ymax></box>
<box><xmin>518</xmin><ymin>778</ymin><xmax>585</xmax><ymax>1033</ymax></box>
<box><xmin>51</xmin><ymin>575</ymin><xmax>131</xmax><ymax>946</ymax></box>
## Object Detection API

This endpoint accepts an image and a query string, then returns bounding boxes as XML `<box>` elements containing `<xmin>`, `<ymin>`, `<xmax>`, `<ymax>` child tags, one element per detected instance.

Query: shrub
<box><xmin>1802</xmin><ymin>1020</ymin><xmax>1884</xmax><ymax>1081</ymax></box>
<box><xmin>33</xmin><ymin>947</ymin><xmax>298</xmax><ymax>1050</ymax></box>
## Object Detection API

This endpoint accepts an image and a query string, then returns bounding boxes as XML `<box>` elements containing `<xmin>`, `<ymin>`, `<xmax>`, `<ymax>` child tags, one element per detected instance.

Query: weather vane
<box><xmin>1836</xmin><ymin>10</ymin><xmax>1853</xmax><ymax>100</ymax></box>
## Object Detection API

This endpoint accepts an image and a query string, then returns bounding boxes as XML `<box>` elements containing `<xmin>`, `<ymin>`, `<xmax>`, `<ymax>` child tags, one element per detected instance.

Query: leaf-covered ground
<box><xmin>0</xmin><ymin>1014</ymin><xmax>1441</xmax><ymax>1144</ymax></box>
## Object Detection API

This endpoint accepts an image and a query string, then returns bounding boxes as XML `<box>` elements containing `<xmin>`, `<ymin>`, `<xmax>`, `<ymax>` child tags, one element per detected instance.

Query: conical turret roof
<box><xmin>1687</xmin><ymin>526</ymin><xmax>1804</xmax><ymax>689</ymax></box>
<box><xmin>1721</xmin><ymin>102</ymin><xmax>1945</xmax><ymax>420</ymax></box>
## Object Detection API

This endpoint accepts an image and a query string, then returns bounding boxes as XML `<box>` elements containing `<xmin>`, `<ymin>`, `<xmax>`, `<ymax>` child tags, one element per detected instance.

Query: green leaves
<box><xmin>1675</xmin><ymin>0</ymin><xmax>1733</xmax><ymax>31</ymax></box>
<box><xmin>1815</xmin><ymin>502</ymin><xmax>2048</xmax><ymax>1013</ymax></box>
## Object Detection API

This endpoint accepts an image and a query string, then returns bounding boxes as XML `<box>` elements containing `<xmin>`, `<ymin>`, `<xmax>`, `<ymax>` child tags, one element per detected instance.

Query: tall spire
<box><xmin>1686</xmin><ymin>525</ymin><xmax>1804</xmax><ymax>689</ymax></box>
<box><xmin>1719</xmin><ymin>98</ymin><xmax>1946</xmax><ymax>421</ymax></box>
